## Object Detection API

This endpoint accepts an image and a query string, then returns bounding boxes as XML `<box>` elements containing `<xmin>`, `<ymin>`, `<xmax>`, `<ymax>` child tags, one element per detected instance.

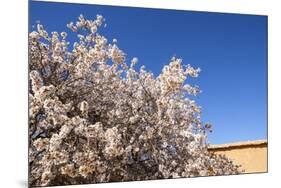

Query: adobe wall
<box><xmin>208</xmin><ymin>140</ymin><xmax>267</xmax><ymax>173</ymax></box>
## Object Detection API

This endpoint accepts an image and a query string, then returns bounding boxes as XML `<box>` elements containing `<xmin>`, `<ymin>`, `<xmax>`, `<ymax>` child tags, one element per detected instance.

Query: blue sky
<box><xmin>29</xmin><ymin>1</ymin><xmax>267</xmax><ymax>144</ymax></box>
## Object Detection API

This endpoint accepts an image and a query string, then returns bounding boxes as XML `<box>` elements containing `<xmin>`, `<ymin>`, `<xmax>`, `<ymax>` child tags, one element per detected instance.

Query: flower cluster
<box><xmin>29</xmin><ymin>15</ymin><xmax>241</xmax><ymax>187</ymax></box>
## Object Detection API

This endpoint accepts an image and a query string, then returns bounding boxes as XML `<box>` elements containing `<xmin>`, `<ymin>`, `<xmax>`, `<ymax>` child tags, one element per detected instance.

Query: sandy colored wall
<box><xmin>208</xmin><ymin>140</ymin><xmax>267</xmax><ymax>173</ymax></box>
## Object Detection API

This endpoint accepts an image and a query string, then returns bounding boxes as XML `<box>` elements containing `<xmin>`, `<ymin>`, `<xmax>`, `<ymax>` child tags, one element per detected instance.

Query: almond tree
<box><xmin>29</xmin><ymin>14</ymin><xmax>240</xmax><ymax>187</ymax></box>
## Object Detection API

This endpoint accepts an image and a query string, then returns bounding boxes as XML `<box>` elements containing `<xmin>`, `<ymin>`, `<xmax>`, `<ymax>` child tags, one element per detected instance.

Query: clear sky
<box><xmin>29</xmin><ymin>1</ymin><xmax>267</xmax><ymax>144</ymax></box>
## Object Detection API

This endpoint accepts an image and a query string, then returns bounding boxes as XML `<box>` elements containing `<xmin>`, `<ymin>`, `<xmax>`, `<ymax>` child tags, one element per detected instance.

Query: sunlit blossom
<box><xmin>29</xmin><ymin>14</ymin><xmax>241</xmax><ymax>187</ymax></box>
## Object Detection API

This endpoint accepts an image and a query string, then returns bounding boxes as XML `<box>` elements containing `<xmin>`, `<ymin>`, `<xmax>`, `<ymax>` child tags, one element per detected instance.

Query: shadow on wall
<box><xmin>208</xmin><ymin>140</ymin><xmax>268</xmax><ymax>173</ymax></box>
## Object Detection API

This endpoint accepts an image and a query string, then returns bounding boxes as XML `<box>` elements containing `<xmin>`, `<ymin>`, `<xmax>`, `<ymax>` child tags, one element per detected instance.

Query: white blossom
<box><xmin>29</xmin><ymin>14</ymin><xmax>241</xmax><ymax>187</ymax></box>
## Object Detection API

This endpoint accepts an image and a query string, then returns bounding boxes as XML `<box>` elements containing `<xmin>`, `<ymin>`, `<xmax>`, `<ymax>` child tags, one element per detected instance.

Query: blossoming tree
<box><xmin>29</xmin><ymin>14</ymin><xmax>240</xmax><ymax>187</ymax></box>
